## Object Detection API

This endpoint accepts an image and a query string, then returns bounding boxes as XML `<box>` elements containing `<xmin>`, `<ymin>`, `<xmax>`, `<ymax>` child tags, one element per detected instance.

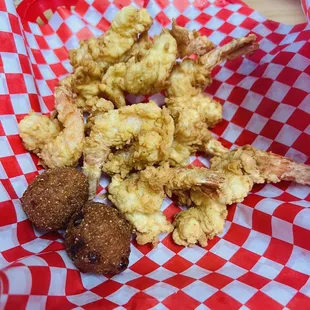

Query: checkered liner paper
<box><xmin>0</xmin><ymin>0</ymin><xmax>310</xmax><ymax>308</ymax></box>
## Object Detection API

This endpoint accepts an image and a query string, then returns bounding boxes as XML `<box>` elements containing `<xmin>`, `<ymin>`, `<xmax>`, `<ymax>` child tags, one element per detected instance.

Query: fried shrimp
<box><xmin>70</xmin><ymin>6</ymin><xmax>153</xmax><ymax>75</ymax></box>
<box><xmin>166</xmin><ymin>34</ymin><xmax>258</xmax><ymax>166</ymax></box>
<box><xmin>108</xmin><ymin>164</ymin><xmax>225</xmax><ymax>245</ymax></box>
<box><xmin>103</xmin><ymin>111</ymin><xmax>175</xmax><ymax>177</ymax></box>
<box><xmin>118</xmin><ymin>31</ymin><xmax>153</xmax><ymax>63</ymax></box>
<box><xmin>63</xmin><ymin>7</ymin><xmax>153</xmax><ymax>113</ymax></box>
<box><xmin>100</xmin><ymin>30</ymin><xmax>178</xmax><ymax>107</ymax></box>
<box><xmin>19</xmin><ymin>87</ymin><xmax>84</xmax><ymax>168</ymax></box>
<box><xmin>108</xmin><ymin>172</ymin><xmax>173</xmax><ymax>246</ymax></box>
<box><xmin>18</xmin><ymin>112</ymin><xmax>61</xmax><ymax>154</ymax></box>
<box><xmin>172</xmin><ymin>145</ymin><xmax>310</xmax><ymax>247</ymax></box>
<box><xmin>170</xmin><ymin>19</ymin><xmax>215</xmax><ymax>58</ymax></box>
<box><xmin>83</xmin><ymin>101</ymin><xmax>174</xmax><ymax>198</ymax></box>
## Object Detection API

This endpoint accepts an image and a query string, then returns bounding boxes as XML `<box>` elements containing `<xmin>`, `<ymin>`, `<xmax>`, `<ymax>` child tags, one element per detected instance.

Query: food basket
<box><xmin>0</xmin><ymin>0</ymin><xmax>310</xmax><ymax>308</ymax></box>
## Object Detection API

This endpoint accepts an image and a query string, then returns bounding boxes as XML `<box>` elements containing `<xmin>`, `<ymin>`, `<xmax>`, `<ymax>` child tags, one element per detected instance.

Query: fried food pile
<box><xmin>19</xmin><ymin>7</ymin><xmax>310</xmax><ymax>249</ymax></box>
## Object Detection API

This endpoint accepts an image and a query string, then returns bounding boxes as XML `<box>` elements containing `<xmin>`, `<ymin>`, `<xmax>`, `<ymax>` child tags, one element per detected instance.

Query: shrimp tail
<box><xmin>282</xmin><ymin>161</ymin><xmax>310</xmax><ymax>185</ymax></box>
<box><xmin>256</xmin><ymin>151</ymin><xmax>310</xmax><ymax>185</ymax></box>
<box><xmin>83</xmin><ymin>149</ymin><xmax>108</xmax><ymax>199</ymax></box>
<box><xmin>170</xmin><ymin>19</ymin><xmax>215</xmax><ymax>58</ymax></box>
<box><xmin>83</xmin><ymin>163</ymin><xmax>102</xmax><ymax>200</ymax></box>
<box><xmin>200</xmin><ymin>34</ymin><xmax>259</xmax><ymax>70</ymax></box>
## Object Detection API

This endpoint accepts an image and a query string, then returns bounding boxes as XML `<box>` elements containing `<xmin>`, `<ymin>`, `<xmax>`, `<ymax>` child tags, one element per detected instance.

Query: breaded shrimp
<box><xmin>166</xmin><ymin>34</ymin><xmax>258</xmax><ymax>166</ymax></box>
<box><xmin>19</xmin><ymin>87</ymin><xmax>85</xmax><ymax>168</ymax></box>
<box><xmin>61</xmin><ymin>7</ymin><xmax>153</xmax><ymax>113</ymax></box>
<box><xmin>108</xmin><ymin>170</ymin><xmax>172</xmax><ymax>246</ymax></box>
<box><xmin>100</xmin><ymin>30</ymin><xmax>178</xmax><ymax>107</ymax></box>
<box><xmin>83</xmin><ymin>102</ymin><xmax>174</xmax><ymax>198</ymax></box>
<box><xmin>70</xmin><ymin>6</ymin><xmax>153</xmax><ymax>75</ymax></box>
<box><xmin>108</xmin><ymin>164</ymin><xmax>225</xmax><ymax>245</ymax></box>
<box><xmin>173</xmin><ymin>145</ymin><xmax>310</xmax><ymax>247</ymax></box>
<box><xmin>118</xmin><ymin>31</ymin><xmax>153</xmax><ymax>63</ymax></box>
<box><xmin>170</xmin><ymin>19</ymin><xmax>215</xmax><ymax>58</ymax></box>
<box><xmin>103</xmin><ymin>110</ymin><xmax>174</xmax><ymax>177</ymax></box>
<box><xmin>18</xmin><ymin>112</ymin><xmax>61</xmax><ymax>154</ymax></box>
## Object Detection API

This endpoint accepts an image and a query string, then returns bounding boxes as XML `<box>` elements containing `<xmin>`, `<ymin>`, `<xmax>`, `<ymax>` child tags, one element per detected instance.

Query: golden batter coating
<box><xmin>70</xmin><ymin>6</ymin><xmax>153</xmax><ymax>75</ymax></box>
<box><xmin>100</xmin><ymin>30</ymin><xmax>178</xmax><ymax>107</ymax></box>
<box><xmin>108</xmin><ymin>164</ymin><xmax>225</xmax><ymax>246</ymax></box>
<box><xmin>166</xmin><ymin>34</ymin><xmax>258</xmax><ymax>166</ymax></box>
<box><xmin>83</xmin><ymin>101</ymin><xmax>175</xmax><ymax>198</ymax></box>
<box><xmin>19</xmin><ymin>87</ymin><xmax>85</xmax><ymax>168</ymax></box>
<box><xmin>173</xmin><ymin>145</ymin><xmax>310</xmax><ymax>247</ymax></box>
<box><xmin>62</xmin><ymin>7</ymin><xmax>153</xmax><ymax>113</ymax></box>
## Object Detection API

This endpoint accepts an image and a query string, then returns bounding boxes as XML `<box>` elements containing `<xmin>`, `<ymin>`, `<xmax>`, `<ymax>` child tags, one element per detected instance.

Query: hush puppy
<box><xmin>64</xmin><ymin>202</ymin><xmax>131</xmax><ymax>275</ymax></box>
<box><xmin>21</xmin><ymin>167</ymin><xmax>88</xmax><ymax>230</ymax></box>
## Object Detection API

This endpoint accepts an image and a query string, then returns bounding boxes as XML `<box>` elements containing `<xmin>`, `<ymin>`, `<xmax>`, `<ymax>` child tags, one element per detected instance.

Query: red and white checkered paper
<box><xmin>0</xmin><ymin>0</ymin><xmax>310</xmax><ymax>308</ymax></box>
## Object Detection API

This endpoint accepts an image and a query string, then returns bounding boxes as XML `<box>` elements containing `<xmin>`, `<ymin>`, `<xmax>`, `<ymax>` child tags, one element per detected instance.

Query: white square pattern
<box><xmin>0</xmin><ymin>1</ymin><xmax>309</xmax><ymax>308</ymax></box>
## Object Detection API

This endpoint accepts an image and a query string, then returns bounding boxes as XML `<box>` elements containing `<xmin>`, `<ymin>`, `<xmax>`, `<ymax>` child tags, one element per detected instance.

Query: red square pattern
<box><xmin>238</xmin><ymin>272</ymin><xmax>270</xmax><ymax>290</ymax></box>
<box><xmin>2</xmin><ymin>246</ymin><xmax>33</xmax><ymax>263</ymax></box>
<box><xmin>223</xmin><ymin>223</ymin><xmax>251</xmax><ymax>247</ymax></box>
<box><xmin>292</xmin><ymin>133</ymin><xmax>310</xmax><ymax>157</ymax></box>
<box><xmin>255</xmin><ymin>97</ymin><xmax>279</xmax><ymax>118</ymax></box>
<box><xmin>196</xmin><ymin>13</ymin><xmax>212</xmax><ymax>25</ymax></box>
<box><xmin>230</xmin><ymin>248</ymin><xmax>261</xmax><ymax>270</ymax></box>
<box><xmin>293</xmin><ymin>225</ymin><xmax>310</xmax><ymax>251</ymax></box>
<box><xmin>83</xmin><ymin>298</ymin><xmax>118</xmax><ymax>310</ymax></box>
<box><xmin>201</xmin><ymin>272</ymin><xmax>233</xmax><ymax>289</ymax></box>
<box><xmin>273</xmin><ymin>203</ymin><xmax>303</xmax><ymax>223</ymax></box>
<box><xmin>252</xmin><ymin>209</ymin><xmax>272</xmax><ymax>236</ymax></box>
<box><xmin>1</xmin><ymin>156</ymin><xmax>23</xmax><ymax>177</ymax></box>
<box><xmin>197</xmin><ymin>252</ymin><xmax>227</xmax><ymax>271</ymax></box>
<box><xmin>0</xmin><ymin>95</ymin><xmax>14</xmax><ymax>114</ymax></box>
<box><xmin>57</xmin><ymin>23</ymin><xmax>73</xmax><ymax>43</ymax></box>
<box><xmin>5</xmin><ymin>74</ymin><xmax>27</xmax><ymax>94</ymax></box>
<box><xmin>0</xmin><ymin>1</ymin><xmax>310</xmax><ymax>309</ymax></box>
<box><xmin>29</xmin><ymin>267</ymin><xmax>51</xmax><ymax>295</ymax></box>
<box><xmin>263</xmin><ymin>238</ymin><xmax>294</xmax><ymax>265</ymax></box>
<box><xmin>74</xmin><ymin>0</ymin><xmax>90</xmax><ymax>16</ymax></box>
<box><xmin>246</xmin><ymin>291</ymin><xmax>283</xmax><ymax>310</ymax></box>
<box><xmin>1</xmin><ymin>179</ymin><xmax>18</xmax><ymax>200</ymax></box>
<box><xmin>164</xmin><ymin>274</ymin><xmax>196</xmax><ymax>289</ymax></box>
<box><xmin>130</xmin><ymin>256</ymin><xmax>159</xmax><ymax>275</ymax></box>
<box><xmin>231</xmin><ymin>107</ymin><xmax>253</xmax><ymax>128</ymax></box>
<box><xmin>0</xmin><ymin>32</ymin><xmax>17</xmax><ymax>53</ymax></box>
<box><xmin>276</xmin><ymin>67</ymin><xmax>302</xmax><ymax>86</ymax></box>
<box><xmin>3</xmin><ymin>296</ymin><xmax>29</xmax><ymax>310</ymax></box>
<box><xmin>127</xmin><ymin>276</ymin><xmax>158</xmax><ymax>290</ymax></box>
<box><xmin>163</xmin><ymin>255</ymin><xmax>192</xmax><ymax>273</ymax></box>
<box><xmin>204</xmin><ymin>291</ymin><xmax>242</xmax><ymax>310</ymax></box>
<box><xmin>163</xmin><ymin>291</ymin><xmax>200</xmax><ymax>310</ymax></box>
<box><xmin>287</xmin><ymin>109</ymin><xmax>310</xmax><ymax>132</ymax></box>
<box><xmin>274</xmin><ymin>267</ymin><xmax>308</xmax><ymax>290</ymax></box>
<box><xmin>40</xmin><ymin>251</ymin><xmax>67</xmax><ymax>268</ymax></box>
<box><xmin>0</xmin><ymin>201</ymin><xmax>17</xmax><ymax>226</ymax></box>
<box><xmin>260</xmin><ymin>119</ymin><xmax>284</xmax><ymax>140</ymax></box>
<box><xmin>287</xmin><ymin>293</ymin><xmax>310</xmax><ymax>310</ymax></box>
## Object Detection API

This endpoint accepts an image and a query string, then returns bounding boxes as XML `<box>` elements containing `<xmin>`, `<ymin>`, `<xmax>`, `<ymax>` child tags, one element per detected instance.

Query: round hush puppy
<box><xmin>21</xmin><ymin>167</ymin><xmax>88</xmax><ymax>231</ymax></box>
<box><xmin>64</xmin><ymin>202</ymin><xmax>131</xmax><ymax>275</ymax></box>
